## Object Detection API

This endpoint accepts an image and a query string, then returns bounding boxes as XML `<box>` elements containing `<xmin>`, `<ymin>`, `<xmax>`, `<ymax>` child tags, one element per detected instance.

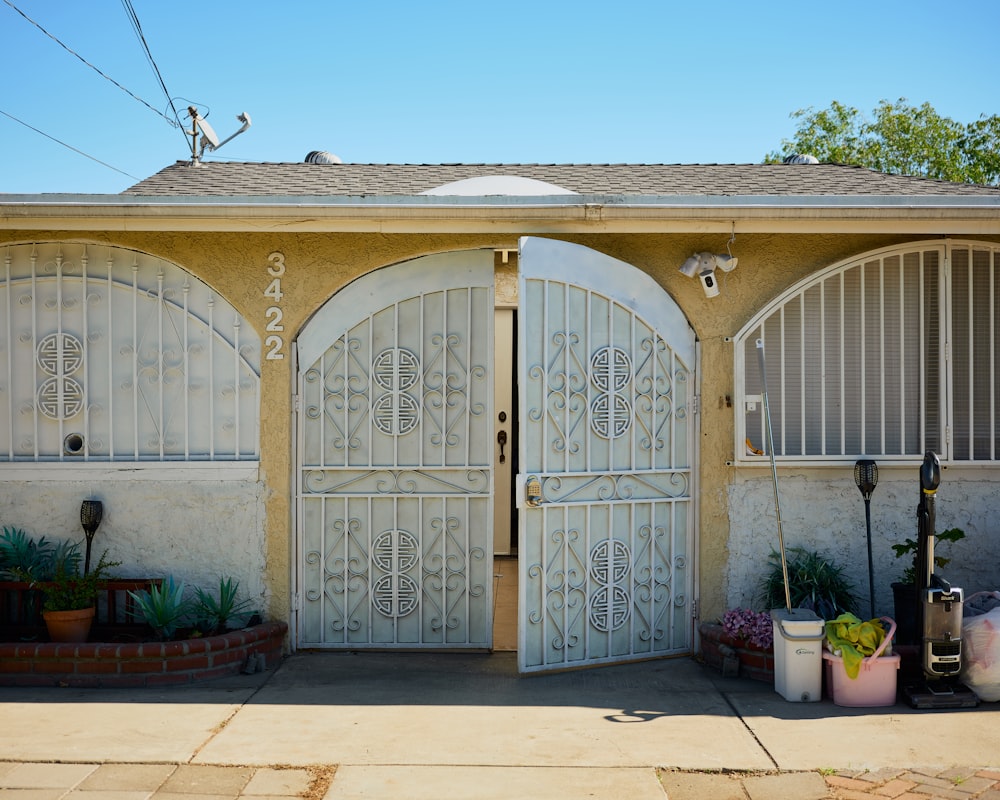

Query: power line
<box><xmin>119</xmin><ymin>0</ymin><xmax>183</xmax><ymax>128</ymax></box>
<box><xmin>2</xmin><ymin>0</ymin><xmax>178</xmax><ymax>127</ymax></box>
<box><xmin>0</xmin><ymin>109</ymin><xmax>139</xmax><ymax>181</ymax></box>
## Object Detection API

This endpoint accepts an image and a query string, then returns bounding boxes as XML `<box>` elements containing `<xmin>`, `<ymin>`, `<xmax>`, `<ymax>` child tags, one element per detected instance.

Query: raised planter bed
<box><xmin>699</xmin><ymin>621</ymin><xmax>774</xmax><ymax>683</ymax></box>
<box><xmin>0</xmin><ymin>621</ymin><xmax>287</xmax><ymax>688</ymax></box>
<box><xmin>0</xmin><ymin>579</ymin><xmax>286</xmax><ymax>687</ymax></box>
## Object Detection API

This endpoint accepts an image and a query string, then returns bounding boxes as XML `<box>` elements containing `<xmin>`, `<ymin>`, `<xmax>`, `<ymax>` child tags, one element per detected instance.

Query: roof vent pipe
<box><xmin>305</xmin><ymin>150</ymin><xmax>342</xmax><ymax>164</ymax></box>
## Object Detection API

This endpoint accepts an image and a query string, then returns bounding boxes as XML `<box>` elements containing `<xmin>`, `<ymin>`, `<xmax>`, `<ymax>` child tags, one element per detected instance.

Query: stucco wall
<box><xmin>726</xmin><ymin>468</ymin><xmax>1000</xmax><ymax>619</ymax></box>
<box><xmin>0</xmin><ymin>478</ymin><xmax>267</xmax><ymax>609</ymax></box>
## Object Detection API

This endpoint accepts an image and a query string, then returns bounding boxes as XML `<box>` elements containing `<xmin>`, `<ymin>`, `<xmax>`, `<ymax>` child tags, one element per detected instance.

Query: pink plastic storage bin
<box><xmin>822</xmin><ymin>617</ymin><xmax>900</xmax><ymax>707</ymax></box>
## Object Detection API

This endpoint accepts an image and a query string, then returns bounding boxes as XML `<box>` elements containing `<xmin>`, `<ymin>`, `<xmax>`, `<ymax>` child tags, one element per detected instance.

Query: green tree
<box><xmin>766</xmin><ymin>99</ymin><xmax>1000</xmax><ymax>185</ymax></box>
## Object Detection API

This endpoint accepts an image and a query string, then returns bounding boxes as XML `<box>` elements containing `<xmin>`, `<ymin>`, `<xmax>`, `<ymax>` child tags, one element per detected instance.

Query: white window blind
<box><xmin>736</xmin><ymin>241</ymin><xmax>1000</xmax><ymax>463</ymax></box>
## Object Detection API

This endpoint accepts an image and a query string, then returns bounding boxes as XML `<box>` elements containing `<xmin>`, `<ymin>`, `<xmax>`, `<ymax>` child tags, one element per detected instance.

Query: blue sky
<box><xmin>3</xmin><ymin>0</ymin><xmax>998</xmax><ymax>194</ymax></box>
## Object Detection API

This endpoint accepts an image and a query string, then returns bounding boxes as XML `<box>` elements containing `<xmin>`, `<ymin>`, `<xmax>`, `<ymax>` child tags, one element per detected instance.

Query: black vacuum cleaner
<box><xmin>901</xmin><ymin>451</ymin><xmax>979</xmax><ymax>709</ymax></box>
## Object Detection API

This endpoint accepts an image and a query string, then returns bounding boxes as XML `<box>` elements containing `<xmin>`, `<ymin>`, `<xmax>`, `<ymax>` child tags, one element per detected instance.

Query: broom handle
<box><xmin>757</xmin><ymin>339</ymin><xmax>791</xmax><ymax>611</ymax></box>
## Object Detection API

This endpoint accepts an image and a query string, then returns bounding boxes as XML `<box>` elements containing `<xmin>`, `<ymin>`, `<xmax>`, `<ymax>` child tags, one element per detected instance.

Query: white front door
<box><xmin>296</xmin><ymin>251</ymin><xmax>495</xmax><ymax>649</ymax></box>
<box><xmin>517</xmin><ymin>238</ymin><xmax>697</xmax><ymax>673</ymax></box>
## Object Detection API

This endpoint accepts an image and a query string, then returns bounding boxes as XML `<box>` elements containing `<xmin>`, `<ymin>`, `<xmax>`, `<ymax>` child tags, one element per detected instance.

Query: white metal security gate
<box><xmin>296</xmin><ymin>251</ymin><xmax>494</xmax><ymax>649</ymax></box>
<box><xmin>517</xmin><ymin>238</ymin><xmax>697</xmax><ymax>673</ymax></box>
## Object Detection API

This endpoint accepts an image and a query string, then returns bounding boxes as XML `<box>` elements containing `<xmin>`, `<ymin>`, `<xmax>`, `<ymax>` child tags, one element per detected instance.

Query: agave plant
<box><xmin>0</xmin><ymin>526</ymin><xmax>55</xmax><ymax>580</ymax></box>
<box><xmin>128</xmin><ymin>576</ymin><xmax>192</xmax><ymax>640</ymax></box>
<box><xmin>193</xmin><ymin>577</ymin><xmax>256</xmax><ymax>634</ymax></box>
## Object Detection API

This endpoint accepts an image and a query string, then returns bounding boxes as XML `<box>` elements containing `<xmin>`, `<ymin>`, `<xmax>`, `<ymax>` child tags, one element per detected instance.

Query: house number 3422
<box><xmin>264</xmin><ymin>251</ymin><xmax>285</xmax><ymax>360</ymax></box>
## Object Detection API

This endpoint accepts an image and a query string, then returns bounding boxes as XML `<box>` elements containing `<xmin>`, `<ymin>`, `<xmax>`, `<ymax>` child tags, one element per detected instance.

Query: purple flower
<box><xmin>721</xmin><ymin>608</ymin><xmax>773</xmax><ymax>649</ymax></box>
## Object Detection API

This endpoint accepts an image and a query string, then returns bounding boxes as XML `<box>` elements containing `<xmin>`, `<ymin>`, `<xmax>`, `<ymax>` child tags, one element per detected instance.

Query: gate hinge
<box><xmin>692</xmin><ymin>395</ymin><xmax>701</xmax><ymax>415</ymax></box>
<box><xmin>292</xmin><ymin>394</ymin><xmax>301</xmax><ymax>413</ymax></box>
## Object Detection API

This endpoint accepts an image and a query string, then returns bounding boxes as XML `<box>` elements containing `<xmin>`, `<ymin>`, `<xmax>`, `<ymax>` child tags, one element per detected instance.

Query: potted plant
<box><xmin>890</xmin><ymin>527</ymin><xmax>965</xmax><ymax>646</ymax></box>
<box><xmin>39</xmin><ymin>550</ymin><xmax>120</xmax><ymax>642</ymax></box>
<box><xmin>8</xmin><ymin>533</ymin><xmax>120</xmax><ymax>643</ymax></box>
<box><xmin>759</xmin><ymin>547</ymin><xmax>858</xmax><ymax>619</ymax></box>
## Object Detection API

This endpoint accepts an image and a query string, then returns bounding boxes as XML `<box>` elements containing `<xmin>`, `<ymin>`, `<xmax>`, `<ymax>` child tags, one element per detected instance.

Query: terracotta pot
<box><xmin>42</xmin><ymin>607</ymin><xmax>95</xmax><ymax>643</ymax></box>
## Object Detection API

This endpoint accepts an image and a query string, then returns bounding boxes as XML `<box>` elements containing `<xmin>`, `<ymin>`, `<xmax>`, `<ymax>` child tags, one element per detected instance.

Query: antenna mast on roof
<box><xmin>186</xmin><ymin>106</ymin><xmax>252</xmax><ymax>166</ymax></box>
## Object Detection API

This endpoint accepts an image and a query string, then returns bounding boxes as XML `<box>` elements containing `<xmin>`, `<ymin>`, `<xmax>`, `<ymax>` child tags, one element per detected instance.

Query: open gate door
<box><xmin>517</xmin><ymin>238</ymin><xmax>697</xmax><ymax>673</ymax></box>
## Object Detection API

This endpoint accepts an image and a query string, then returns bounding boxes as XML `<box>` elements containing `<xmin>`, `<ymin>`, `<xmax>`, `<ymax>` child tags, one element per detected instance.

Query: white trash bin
<box><xmin>770</xmin><ymin>608</ymin><xmax>824</xmax><ymax>702</ymax></box>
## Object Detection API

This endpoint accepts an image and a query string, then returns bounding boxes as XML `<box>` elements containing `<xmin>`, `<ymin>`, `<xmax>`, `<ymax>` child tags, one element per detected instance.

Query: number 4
<box><xmin>264</xmin><ymin>278</ymin><xmax>283</xmax><ymax>301</ymax></box>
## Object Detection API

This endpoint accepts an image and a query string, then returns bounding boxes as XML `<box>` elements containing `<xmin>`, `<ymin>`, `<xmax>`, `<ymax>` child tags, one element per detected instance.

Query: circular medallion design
<box><xmin>589</xmin><ymin>539</ymin><xmax>632</xmax><ymax>632</ymax></box>
<box><xmin>371</xmin><ymin>529</ymin><xmax>420</xmax><ymax>618</ymax></box>
<box><xmin>589</xmin><ymin>346</ymin><xmax>633</xmax><ymax>439</ymax></box>
<box><xmin>37</xmin><ymin>376</ymin><xmax>84</xmax><ymax>419</ymax></box>
<box><xmin>372</xmin><ymin>348</ymin><xmax>420</xmax><ymax>390</ymax></box>
<box><xmin>37</xmin><ymin>333</ymin><xmax>84</xmax><ymax>376</ymax></box>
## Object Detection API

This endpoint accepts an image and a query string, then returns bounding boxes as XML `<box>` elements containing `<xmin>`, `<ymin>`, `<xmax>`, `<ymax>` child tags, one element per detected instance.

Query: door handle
<box><xmin>497</xmin><ymin>430</ymin><xmax>507</xmax><ymax>463</ymax></box>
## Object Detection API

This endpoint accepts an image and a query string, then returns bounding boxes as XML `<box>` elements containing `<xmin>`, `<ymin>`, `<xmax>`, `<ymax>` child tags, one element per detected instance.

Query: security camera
<box><xmin>699</xmin><ymin>269</ymin><xmax>720</xmax><ymax>298</ymax></box>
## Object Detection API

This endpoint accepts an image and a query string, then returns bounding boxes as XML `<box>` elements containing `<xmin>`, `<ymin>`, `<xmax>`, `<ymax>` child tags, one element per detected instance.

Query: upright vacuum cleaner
<box><xmin>902</xmin><ymin>451</ymin><xmax>979</xmax><ymax>709</ymax></box>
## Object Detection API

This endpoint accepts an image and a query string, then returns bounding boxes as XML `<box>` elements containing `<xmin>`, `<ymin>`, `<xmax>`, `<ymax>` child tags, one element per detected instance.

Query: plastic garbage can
<box><xmin>770</xmin><ymin>608</ymin><xmax>824</xmax><ymax>702</ymax></box>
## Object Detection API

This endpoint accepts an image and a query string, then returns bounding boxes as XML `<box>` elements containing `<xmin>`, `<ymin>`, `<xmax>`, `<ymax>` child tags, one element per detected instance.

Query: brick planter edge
<box><xmin>699</xmin><ymin>621</ymin><xmax>774</xmax><ymax>683</ymax></box>
<box><xmin>0</xmin><ymin>621</ymin><xmax>287</xmax><ymax>688</ymax></box>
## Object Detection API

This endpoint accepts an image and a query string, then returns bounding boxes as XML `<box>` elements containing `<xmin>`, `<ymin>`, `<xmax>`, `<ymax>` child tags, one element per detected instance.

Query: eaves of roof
<box><xmin>2</xmin><ymin>192</ymin><xmax>999</xmax><ymax>236</ymax></box>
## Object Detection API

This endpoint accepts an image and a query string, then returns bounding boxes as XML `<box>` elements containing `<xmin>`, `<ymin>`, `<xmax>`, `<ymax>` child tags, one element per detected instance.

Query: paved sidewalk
<box><xmin>0</xmin><ymin>652</ymin><xmax>998</xmax><ymax>799</ymax></box>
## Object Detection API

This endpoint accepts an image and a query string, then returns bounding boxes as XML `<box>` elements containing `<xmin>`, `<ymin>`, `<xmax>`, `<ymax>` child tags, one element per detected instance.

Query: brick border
<box><xmin>699</xmin><ymin>621</ymin><xmax>775</xmax><ymax>683</ymax></box>
<box><xmin>0</xmin><ymin>621</ymin><xmax>287</xmax><ymax>688</ymax></box>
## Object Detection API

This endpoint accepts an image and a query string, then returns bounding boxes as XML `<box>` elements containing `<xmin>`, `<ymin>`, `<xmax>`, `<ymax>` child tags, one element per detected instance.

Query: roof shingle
<box><xmin>123</xmin><ymin>162</ymin><xmax>1000</xmax><ymax>198</ymax></box>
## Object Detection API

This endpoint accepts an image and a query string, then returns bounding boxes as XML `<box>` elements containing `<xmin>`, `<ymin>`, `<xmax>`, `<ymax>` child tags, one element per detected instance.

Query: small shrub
<box><xmin>128</xmin><ymin>576</ymin><xmax>192</xmax><ymax>640</ymax></box>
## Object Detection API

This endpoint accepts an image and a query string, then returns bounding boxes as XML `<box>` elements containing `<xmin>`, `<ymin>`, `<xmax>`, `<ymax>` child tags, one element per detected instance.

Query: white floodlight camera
<box><xmin>678</xmin><ymin>250</ymin><xmax>739</xmax><ymax>298</ymax></box>
<box><xmin>187</xmin><ymin>106</ymin><xmax>252</xmax><ymax>165</ymax></box>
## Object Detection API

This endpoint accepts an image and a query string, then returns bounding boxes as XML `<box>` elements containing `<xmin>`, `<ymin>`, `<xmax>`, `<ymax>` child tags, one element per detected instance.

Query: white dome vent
<box><xmin>421</xmin><ymin>175</ymin><xmax>578</xmax><ymax>196</ymax></box>
<box><xmin>305</xmin><ymin>151</ymin><xmax>342</xmax><ymax>164</ymax></box>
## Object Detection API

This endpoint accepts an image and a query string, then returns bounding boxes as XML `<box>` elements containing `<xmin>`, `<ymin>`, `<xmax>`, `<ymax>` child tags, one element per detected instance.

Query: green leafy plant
<box><xmin>39</xmin><ymin>550</ymin><xmax>119</xmax><ymax>612</ymax></box>
<box><xmin>760</xmin><ymin>547</ymin><xmax>858</xmax><ymax>619</ymax></box>
<box><xmin>5</xmin><ymin>529</ymin><xmax>116</xmax><ymax>612</ymax></box>
<box><xmin>193</xmin><ymin>577</ymin><xmax>256</xmax><ymax>634</ymax></box>
<box><xmin>0</xmin><ymin>526</ymin><xmax>56</xmax><ymax>580</ymax></box>
<box><xmin>890</xmin><ymin>527</ymin><xmax>965</xmax><ymax>585</ymax></box>
<box><xmin>128</xmin><ymin>576</ymin><xmax>192</xmax><ymax>640</ymax></box>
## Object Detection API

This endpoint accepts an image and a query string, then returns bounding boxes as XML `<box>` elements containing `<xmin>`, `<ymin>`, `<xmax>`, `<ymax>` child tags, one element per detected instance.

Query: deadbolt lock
<box><xmin>525</xmin><ymin>475</ymin><xmax>542</xmax><ymax>507</ymax></box>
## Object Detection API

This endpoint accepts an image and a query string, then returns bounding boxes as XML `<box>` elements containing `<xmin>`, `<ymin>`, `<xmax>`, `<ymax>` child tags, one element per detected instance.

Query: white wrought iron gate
<box><xmin>517</xmin><ymin>237</ymin><xmax>697</xmax><ymax>673</ymax></box>
<box><xmin>296</xmin><ymin>252</ymin><xmax>494</xmax><ymax>649</ymax></box>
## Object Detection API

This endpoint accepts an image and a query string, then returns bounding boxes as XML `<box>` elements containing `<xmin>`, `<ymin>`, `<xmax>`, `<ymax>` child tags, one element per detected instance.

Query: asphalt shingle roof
<box><xmin>123</xmin><ymin>161</ymin><xmax>1000</xmax><ymax>198</ymax></box>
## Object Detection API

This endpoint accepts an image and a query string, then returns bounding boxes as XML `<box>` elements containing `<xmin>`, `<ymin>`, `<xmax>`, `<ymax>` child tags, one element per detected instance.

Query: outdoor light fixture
<box><xmin>678</xmin><ymin>230</ymin><xmax>738</xmax><ymax>298</ymax></box>
<box><xmin>80</xmin><ymin>499</ymin><xmax>103</xmax><ymax>576</ymax></box>
<box><xmin>854</xmin><ymin>459</ymin><xmax>879</xmax><ymax>618</ymax></box>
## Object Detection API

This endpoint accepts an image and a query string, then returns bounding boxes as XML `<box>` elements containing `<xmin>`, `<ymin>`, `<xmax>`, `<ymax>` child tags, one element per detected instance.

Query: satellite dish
<box><xmin>186</xmin><ymin>105</ymin><xmax>252</xmax><ymax>165</ymax></box>
<box><xmin>197</xmin><ymin>116</ymin><xmax>220</xmax><ymax>149</ymax></box>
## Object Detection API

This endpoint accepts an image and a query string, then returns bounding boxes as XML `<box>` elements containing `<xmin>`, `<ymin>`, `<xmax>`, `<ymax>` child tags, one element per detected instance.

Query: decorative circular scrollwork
<box><xmin>372</xmin><ymin>348</ymin><xmax>420</xmax><ymax>390</ymax></box>
<box><xmin>589</xmin><ymin>539</ymin><xmax>632</xmax><ymax>632</ymax></box>
<box><xmin>590</xmin><ymin>346</ymin><xmax>632</xmax><ymax>391</ymax></box>
<box><xmin>373</xmin><ymin>393</ymin><xmax>419</xmax><ymax>435</ymax></box>
<box><xmin>37</xmin><ymin>376</ymin><xmax>84</xmax><ymax>419</ymax></box>
<box><xmin>371</xmin><ymin>348</ymin><xmax>421</xmax><ymax>436</ymax></box>
<box><xmin>373</xmin><ymin>529</ymin><xmax>419</xmax><ymax>572</ymax></box>
<box><xmin>590</xmin><ymin>586</ymin><xmax>631</xmax><ymax>632</ymax></box>
<box><xmin>372</xmin><ymin>574</ymin><xmax>419</xmax><ymax>617</ymax></box>
<box><xmin>589</xmin><ymin>346</ymin><xmax>633</xmax><ymax>440</ymax></box>
<box><xmin>371</xmin><ymin>529</ymin><xmax>420</xmax><ymax>618</ymax></box>
<box><xmin>590</xmin><ymin>539</ymin><xmax>631</xmax><ymax>583</ymax></box>
<box><xmin>36</xmin><ymin>332</ymin><xmax>83</xmax><ymax>375</ymax></box>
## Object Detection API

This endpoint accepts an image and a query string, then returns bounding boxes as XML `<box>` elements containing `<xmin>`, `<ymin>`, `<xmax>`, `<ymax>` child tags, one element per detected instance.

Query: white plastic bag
<box><xmin>961</xmin><ymin>591</ymin><xmax>1000</xmax><ymax>702</ymax></box>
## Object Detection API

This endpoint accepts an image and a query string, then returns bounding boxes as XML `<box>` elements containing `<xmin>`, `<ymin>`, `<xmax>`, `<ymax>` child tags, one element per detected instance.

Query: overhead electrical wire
<box><xmin>2</xmin><ymin>0</ymin><xmax>178</xmax><ymax>128</ymax></box>
<box><xmin>119</xmin><ymin>0</ymin><xmax>185</xmax><ymax>131</ymax></box>
<box><xmin>0</xmin><ymin>109</ymin><xmax>139</xmax><ymax>181</ymax></box>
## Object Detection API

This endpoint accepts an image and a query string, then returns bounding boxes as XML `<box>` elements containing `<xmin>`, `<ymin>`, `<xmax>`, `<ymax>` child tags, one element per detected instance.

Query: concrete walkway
<box><xmin>0</xmin><ymin>651</ymin><xmax>998</xmax><ymax>798</ymax></box>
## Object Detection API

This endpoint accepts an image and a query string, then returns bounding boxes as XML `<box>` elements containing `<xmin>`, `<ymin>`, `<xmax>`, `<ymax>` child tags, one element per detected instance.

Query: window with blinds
<box><xmin>736</xmin><ymin>241</ymin><xmax>1000</xmax><ymax>463</ymax></box>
